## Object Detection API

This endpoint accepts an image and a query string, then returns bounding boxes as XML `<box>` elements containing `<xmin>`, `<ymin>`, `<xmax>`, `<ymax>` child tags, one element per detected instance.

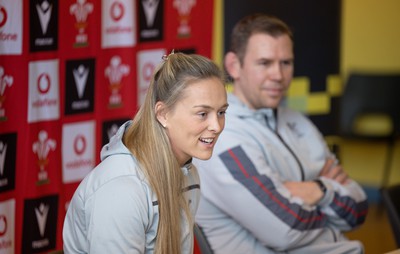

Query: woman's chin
<box><xmin>193</xmin><ymin>152</ymin><xmax>213</xmax><ymax>161</ymax></box>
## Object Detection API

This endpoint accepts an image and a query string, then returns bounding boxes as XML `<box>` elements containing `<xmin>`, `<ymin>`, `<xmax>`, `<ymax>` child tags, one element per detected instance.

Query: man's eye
<box><xmin>282</xmin><ymin>60</ymin><xmax>293</xmax><ymax>66</ymax></box>
<box><xmin>260</xmin><ymin>61</ymin><xmax>272</xmax><ymax>66</ymax></box>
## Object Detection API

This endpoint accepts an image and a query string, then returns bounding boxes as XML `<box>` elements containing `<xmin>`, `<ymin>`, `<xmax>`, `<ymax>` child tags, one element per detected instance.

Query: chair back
<box><xmin>381</xmin><ymin>184</ymin><xmax>400</xmax><ymax>247</ymax></box>
<box><xmin>339</xmin><ymin>73</ymin><xmax>400</xmax><ymax>139</ymax></box>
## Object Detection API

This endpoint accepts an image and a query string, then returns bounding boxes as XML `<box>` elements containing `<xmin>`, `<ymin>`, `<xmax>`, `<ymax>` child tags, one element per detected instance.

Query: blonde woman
<box><xmin>63</xmin><ymin>52</ymin><xmax>228</xmax><ymax>254</ymax></box>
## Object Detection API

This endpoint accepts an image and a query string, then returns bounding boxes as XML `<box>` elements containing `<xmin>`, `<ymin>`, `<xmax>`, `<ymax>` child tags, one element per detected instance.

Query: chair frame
<box><xmin>339</xmin><ymin>72</ymin><xmax>400</xmax><ymax>188</ymax></box>
<box><xmin>381</xmin><ymin>184</ymin><xmax>400</xmax><ymax>247</ymax></box>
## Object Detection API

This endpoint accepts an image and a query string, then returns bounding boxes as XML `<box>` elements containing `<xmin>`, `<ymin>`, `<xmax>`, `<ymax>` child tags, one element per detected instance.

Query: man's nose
<box><xmin>269</xmin><ymin>63</ymin><xmax>283</xmax><ymax>81</ymax></box>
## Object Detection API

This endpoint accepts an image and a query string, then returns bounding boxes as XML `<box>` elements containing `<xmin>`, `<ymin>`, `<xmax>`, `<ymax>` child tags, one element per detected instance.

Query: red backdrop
<box><xmin>0</xmin><ymin>0</ymin><xmax>213</xmax><ymax>253</ymax></box>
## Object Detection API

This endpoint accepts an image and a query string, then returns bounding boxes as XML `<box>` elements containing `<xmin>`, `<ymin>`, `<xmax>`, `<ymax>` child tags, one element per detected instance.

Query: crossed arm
<box><xmin>284</xmin><ymin>158</ymin><xmax>350</xmax><ymax>206</ymax></box>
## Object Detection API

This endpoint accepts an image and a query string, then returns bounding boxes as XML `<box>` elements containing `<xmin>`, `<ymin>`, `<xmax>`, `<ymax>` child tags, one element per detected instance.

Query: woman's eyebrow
<box><xmin>193</xmin><ymin>103</ymin><xmax>229</xmax><ymax>109</ymax></box>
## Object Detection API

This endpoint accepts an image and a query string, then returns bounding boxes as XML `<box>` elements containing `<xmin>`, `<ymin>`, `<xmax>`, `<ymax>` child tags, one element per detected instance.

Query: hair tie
<box><xmin>162</xmin><ymin>49</ymin><xmax>175</xmax><ymax>61</ymax></box>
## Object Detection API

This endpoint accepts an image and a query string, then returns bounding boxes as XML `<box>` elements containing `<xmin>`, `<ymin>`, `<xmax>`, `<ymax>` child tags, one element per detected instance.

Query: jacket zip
<box><xmin>265</xmin><ymin>114</ymin><xmax>305</xmax><ymax>181</ymax></box>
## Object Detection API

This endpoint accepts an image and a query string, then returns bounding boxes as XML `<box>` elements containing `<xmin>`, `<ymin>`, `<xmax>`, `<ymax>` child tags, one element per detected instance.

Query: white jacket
<box><xmin>194</xmin><ymin>94</ymin><xmax>368</xmax><ymax>254</ymax></box>
<box><xmin>63</xmin><ymin>121</ymin><xmax>200</xmax><ymax>254</ymax></box>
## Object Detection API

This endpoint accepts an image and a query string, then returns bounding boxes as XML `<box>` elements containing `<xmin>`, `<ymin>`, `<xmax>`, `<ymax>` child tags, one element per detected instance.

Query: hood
<box><xmin>100</xmin><ymin>120</ymin><xmax>133</xmax><ymax>161</ymax></box>
<box><xmin>100</xmin><ymin>120</ymin><xmax>194</xmax><ymax>170</ymax></box>
<box><xmin>228</xmin><ymin>93</ymin><xmax>276</xmax><ymax>121</ymax></box>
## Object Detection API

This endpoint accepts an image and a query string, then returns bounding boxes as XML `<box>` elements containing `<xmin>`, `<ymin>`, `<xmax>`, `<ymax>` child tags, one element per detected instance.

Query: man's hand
<box><xmin>284</xmin><ymin>158</ymin><xmax>350</xmax><ymax>206</ymax></box>
<box><xmin>319</xmin><ymin>158</ymin><xmax>349</xmax><ymax>184</ymax></box>
<box><xmin>284</xmin><ymin>181</ymin><xmax>324</xmax><ymax>206</ymax></box>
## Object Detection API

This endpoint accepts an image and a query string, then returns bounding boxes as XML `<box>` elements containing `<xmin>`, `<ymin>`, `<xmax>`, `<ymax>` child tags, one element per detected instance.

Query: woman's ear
<box><xmin>224</xmin><ymin>52</ymin><xmax>241</xmax><ymax>80</ymax></box>
<box><xmin>155</xmin><ymin>101</ymin><xmax>167</xmax><ymax>128</ymax></box>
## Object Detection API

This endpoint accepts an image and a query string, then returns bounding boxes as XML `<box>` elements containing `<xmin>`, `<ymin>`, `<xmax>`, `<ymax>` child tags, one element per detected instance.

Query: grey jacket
<box><xmin>63</xmin><ymin>121</ymin><xmax>200</xmax><ymax>253</ymax></box>
<box><xmin>194</xmin><ymin>94</ymin><xmax>368</xmax><ymax>254</ymax></box>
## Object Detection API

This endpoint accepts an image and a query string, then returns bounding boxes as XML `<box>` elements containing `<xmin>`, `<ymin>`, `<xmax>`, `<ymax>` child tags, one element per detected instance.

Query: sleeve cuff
<box><xmin>316</xmin><ymin>177</ymin><xmax>334</xmax><ymax>207</ymax></box>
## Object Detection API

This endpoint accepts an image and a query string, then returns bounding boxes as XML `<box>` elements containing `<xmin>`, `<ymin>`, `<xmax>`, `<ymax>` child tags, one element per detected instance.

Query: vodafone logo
<box><xmin>28</xmin><ymin>60</ymin><xmax>60</xmax><ymax>123</ymax></box>
<box><xmin>110</xmin><ymin>1</ymin><xmax>124</xmax><ymax>21</ymax></box>
<box><xmin>0</xmin><ymin>6</ymin><xmax>7</xmax><ymax>28</ymax></box>
<box><xmin>37</xmin><ymin>73</ymin><xmax>51</xmax><ymax>94</ymax></box>
<box><xmin>0</xmin><ymin>215</ymin><xmax>7</xmax><ymax>237</ymax></box>
<box><xmin>73</xmin><ymin>135</ymin><xmax>86</xmax><ymax>156</ymax></box>
<box><xmin>102</xmin><ymin>0</ymin><xmax>134</xmax><ymax>48</ymax></box>
<box><xmin>0</xmin><ymin>2</ymin><xmax>21</xmax><ymax>53</ymax></box>
<box><xmin>62</xmin><ymin>121</ymin><xmax>94</xmax><ymax>183</ymax></box>
<box><xmin>142</xmin><ymin>62</ymin><xmax>155</xmax><ymax>82</ymax></box>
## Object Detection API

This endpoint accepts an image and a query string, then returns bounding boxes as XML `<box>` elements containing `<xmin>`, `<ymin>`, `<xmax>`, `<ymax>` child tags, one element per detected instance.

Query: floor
<box><xmin>345</xmin><ymin>202</ymin><xmax>398</xmax><ymax>254</ymax></box>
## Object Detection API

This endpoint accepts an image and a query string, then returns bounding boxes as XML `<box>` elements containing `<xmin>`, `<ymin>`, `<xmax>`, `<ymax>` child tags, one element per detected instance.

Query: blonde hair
<box><xmin>123</xmin><ymin>52</ymin><xmax>225</xmax><ymax>253</ymax></box>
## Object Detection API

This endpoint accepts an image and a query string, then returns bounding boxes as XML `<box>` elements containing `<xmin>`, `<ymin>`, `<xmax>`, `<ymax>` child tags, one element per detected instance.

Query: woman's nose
<box><xmin>208</xmin><ymin>115</ymin><xmax>224</xmax><ymax>133</ymax></box>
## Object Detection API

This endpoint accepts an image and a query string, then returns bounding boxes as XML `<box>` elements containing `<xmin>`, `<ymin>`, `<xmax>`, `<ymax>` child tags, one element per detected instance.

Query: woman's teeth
<box><xmin>200</xmin><ymin>138</ymin><xmax>213</xmax><ymax>144</ymax></box>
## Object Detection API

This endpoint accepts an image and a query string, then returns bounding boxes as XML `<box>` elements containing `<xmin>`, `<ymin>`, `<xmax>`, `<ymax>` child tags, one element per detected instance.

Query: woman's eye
<box><xmin>198</xmin><ymin>112</ymin><xmax>207</xmax><ymax>118</ymax></box>
<box><xmin>218</xmin><ymin>110</ymin><xmax>226</xmax><ymax>116</ymax></box>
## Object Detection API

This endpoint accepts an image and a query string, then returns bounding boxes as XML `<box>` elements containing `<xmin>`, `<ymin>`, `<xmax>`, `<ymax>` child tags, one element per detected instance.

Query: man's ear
<box><xmin>155</xmin><ymin>101</ymin><xmax>167</xmax><ymax>128</ymax></box>
<box><xmin>224</xmin><ymin>52</ymin><xmax>241</xmax><ymax>80</ymax></box>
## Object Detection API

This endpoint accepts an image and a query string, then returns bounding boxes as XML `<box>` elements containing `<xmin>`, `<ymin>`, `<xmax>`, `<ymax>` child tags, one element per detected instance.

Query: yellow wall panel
<box><xmin>327</xmin><ymin>75</ymin><xmax>342</xmax><ymax>96</ymax></box>
<box><xmin>307</xmin><ymin>93</ymin><xmax>330</xmax><ymax>114</ymax></box>
<box><xmin>287</xmin><ymin>77</ymin><xmax>310</xmax><ymax>97</ymax></box>
<box><xmin>342</xmin><ymin>0</ymin><xmax>400</xmax><ymax>76</ymax></box>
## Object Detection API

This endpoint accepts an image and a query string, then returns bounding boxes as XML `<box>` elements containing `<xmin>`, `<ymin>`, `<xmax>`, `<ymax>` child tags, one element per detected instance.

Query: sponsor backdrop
<box><xmin>0</xmin><ymin>0</ymin><xmax>213</xmax><ymax>253</ymax></box>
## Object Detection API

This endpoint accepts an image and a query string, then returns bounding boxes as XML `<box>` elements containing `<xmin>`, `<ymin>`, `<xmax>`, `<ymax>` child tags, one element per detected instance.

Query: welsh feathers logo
<box><xmin>0</xmin><ymin>66</ymin><xmax>13</xmax><ymax>121</ymax></box>
<box><xmin>32</xmin><ymin>130</ymin><xmax>56</xmax><ymax>185</ymax></box>
<box><xmin>173</xmin><ymin>0</ymin><xmax>196</xmax><ymax>38</ymax></box>
<box><xmin>104</xmin><ymin>55</ymin><xmax>130</xmax><ymax>108</ymax></box>
<box><xmin>70</xmin><ymin>0</ymin><xmax>94</xmax><ymax>47</ymax></box>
